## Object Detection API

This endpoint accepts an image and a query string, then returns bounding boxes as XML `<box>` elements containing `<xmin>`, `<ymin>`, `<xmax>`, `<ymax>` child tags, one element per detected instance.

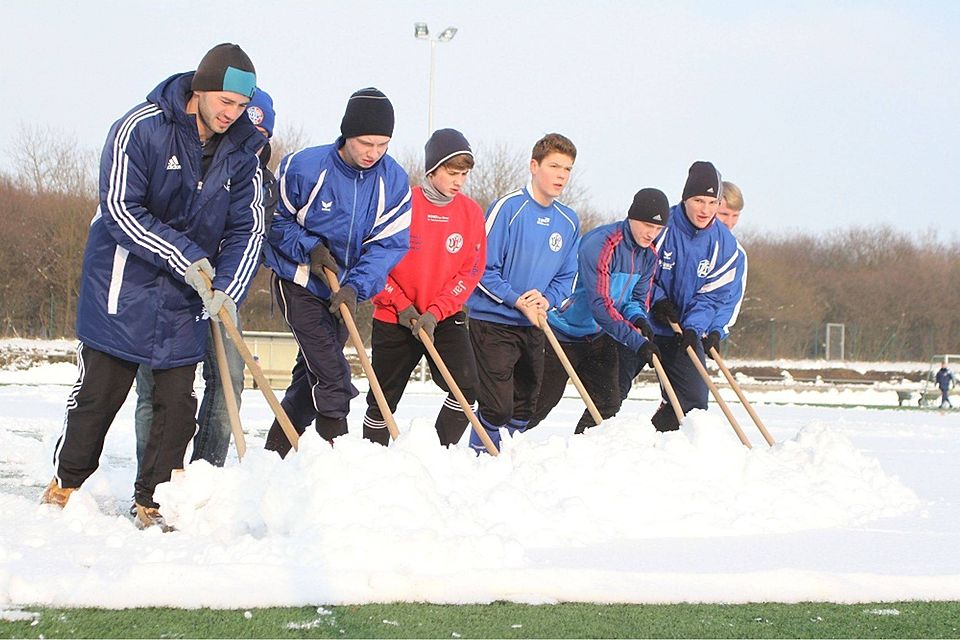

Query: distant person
<box><xmin>262</xmin><ymin>88</ymin><xmax>411</xmax><ymax>458</ymax></box>
<box><xmin>936</xmin><ymin>363</ymin><xmax>955</xmax><ymax>409</ymax></box>
<box><xmin>42</xmin><ymin>43</ymin><xmax>265</xmax><ymax>532</ymax></box>
<box><xmin>702</xmin><ymin>180</ymin><xmax>748</xmax><ymax>360</ymax></box>
<box><xmin>363</xmin><ymin>129</ymin><xmax>486</xmax><ymax>447</ymax></box>
<box><xmin>645</xmin><ymin>161</ymin><xmax>741</xmax><ymax>431</ymax></box>
<box><xmin>134</xmin><ymin>87</ymin><xmax>279</xmax><ymax>471</ymax></box>
<box><xmin>528</xmin><ymin>188</ymin><xmax>669</xmax><ymax>435</ymax></box>
<box><xmin>466</xmin><ymin>133</ymin><xmax>580</xmax><ymax>453</ymax></box>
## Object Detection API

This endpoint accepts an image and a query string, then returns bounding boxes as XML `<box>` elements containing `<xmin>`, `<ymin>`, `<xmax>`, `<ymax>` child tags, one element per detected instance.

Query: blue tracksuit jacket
<box><xmin>263</xmin><ymin>139</ymin><xmax>411</xmax><ymax>302</ymax></box>
<box><xmin>651</xmin><ymin>204</ymin><xmax>741</xmax><ymax>338</ymax></box>
<box><xmin>467</xmin><ymin>185</ymin><xmax>580</xmax><ymax>326</ymax></box>
<box><xmin>548</xmin><ymin>219</ymin><xmax>658</xmax><ymax>352</ymax></box>
<box><xmin>76</xmin><ymin>72</ymin><xmax>265</xmax><ymax>368</ymax></box>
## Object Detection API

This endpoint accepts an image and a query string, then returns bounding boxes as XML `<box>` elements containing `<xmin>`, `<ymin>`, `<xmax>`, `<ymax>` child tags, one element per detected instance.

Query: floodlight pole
<box><xmin>414</xmin><ymin>23</ymin><xmax>458</xmax><ymax>137</ymax></box>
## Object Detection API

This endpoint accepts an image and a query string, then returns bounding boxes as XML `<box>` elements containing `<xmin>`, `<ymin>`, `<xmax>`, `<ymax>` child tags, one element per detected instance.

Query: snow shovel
<box><xmin>417</xmin><ymin>327</ymin><xmax>499</xmax><ymax>455</ymax></box>
<box><xmin>708</xmin><ymin>346</ymin><xmax>775</xmax><ymax>446</ymax></box>
<box><xmin>539</xmin><ymin>315</ymin><xmax>603</xmax><ymax>426</ymax></box>
<box><xmin>669</xmin><ymin>322</ymin><xmax>752</xmax><ymax>448</ymax></box>
<box><xmin>322</xmin><ymin>267</ymin><xmax>400</xmax><ymax>441</ymax></box>
<box><xmin>650</xmin><ymin>352</ymin><xmax>685</xmax><ymax>424</ymax></box>
<box><xmin>200</xmin><ymin>273</ymin><xmax>300</xmax><ymax>452</ymax></box>
<box><xmin>210</xmin><ymin>321</ymin><xmax>246</xmax><ymax>460</ymax></box>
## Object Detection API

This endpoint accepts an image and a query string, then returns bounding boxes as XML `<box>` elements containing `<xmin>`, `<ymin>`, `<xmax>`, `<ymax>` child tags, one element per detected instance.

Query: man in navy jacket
<box><xmin>262</xmin><ymin>88</ymin><xmax>411</xmax><ymax>456</ymax></box>
<box><xmin>42</xmin><ymin>44</ymin><xmax>265</xmax><ymax>531</ymax></box>
<box><xmin>647</xmin><ymin>161</ymin><xmax>740</xmax><ymax>431</ymax></box>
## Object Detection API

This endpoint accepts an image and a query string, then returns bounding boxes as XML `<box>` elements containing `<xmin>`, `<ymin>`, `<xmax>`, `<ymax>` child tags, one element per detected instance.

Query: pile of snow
<box><xmin>0</xmin><ymin>408</ymin><xmax>924</xmax><ymax>607</ymax></box>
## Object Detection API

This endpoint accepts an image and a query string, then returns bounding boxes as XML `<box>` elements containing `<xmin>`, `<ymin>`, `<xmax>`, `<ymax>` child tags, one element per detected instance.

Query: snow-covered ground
<box><xmin>0</xmin><ymin>351</ymin><xmax>958</xmax><ymax>608</ymax></box>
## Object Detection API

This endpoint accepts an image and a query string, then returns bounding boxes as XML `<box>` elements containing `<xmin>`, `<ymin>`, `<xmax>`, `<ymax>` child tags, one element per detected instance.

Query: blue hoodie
<box><xmin>76</xmin><ymin>72</ymin><xmax>265</xmax><ymax>368</ymax></box>
<box><xmin>467</xmin><ymin>185</ymin><xmax>580</xmax><ymax>326</ymax></box>
<box><xmin>263</xmin><ymin>140</ymin><xmax>411</xmax><ymax>302</ymax></box>
<box><xmin>548</xmin><ymin>219</ymin><xmax>658</xmax><ymax>352</ymax></box>
<box><xmin>650</xmin><ymin>203</ymin><xmax>741</xmax><ymax>338</ymax></box>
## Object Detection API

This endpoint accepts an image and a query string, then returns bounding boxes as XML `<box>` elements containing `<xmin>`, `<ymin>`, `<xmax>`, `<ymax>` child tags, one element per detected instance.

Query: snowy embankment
<box><xmin>0</xmin><ymin>340</ymin><xmax>957</xmax><ymax>607</ymax></box>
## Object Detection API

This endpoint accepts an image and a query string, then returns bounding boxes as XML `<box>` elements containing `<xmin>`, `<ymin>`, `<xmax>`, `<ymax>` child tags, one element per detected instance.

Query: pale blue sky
<box><xmin>3</xmin><ymin>0</ymin><xmax>958</xmax><ymax>236</ymax></box>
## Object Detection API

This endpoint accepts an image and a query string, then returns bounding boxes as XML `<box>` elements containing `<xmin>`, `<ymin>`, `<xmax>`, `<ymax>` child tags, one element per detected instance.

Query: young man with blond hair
<box><xmin>466</xmin><ymin>133</ymin><xmax>581</xmax><ymax>453</ymax></box>
<box><xmin>704</xmin><ymin>180</ymin><xmax>748</xmax><ymax>358</ymax></box>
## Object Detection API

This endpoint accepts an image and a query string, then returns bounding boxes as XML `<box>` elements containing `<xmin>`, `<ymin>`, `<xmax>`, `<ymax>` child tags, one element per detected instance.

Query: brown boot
<box><xmin>40</xmin><ymin>478</ymin><xmax>75</xmax><ymax>508</ymax></box>
<box><xmin>134</xmin><ymin>503</ymin><xmax>176</xmax><ymax>533</ymax></box>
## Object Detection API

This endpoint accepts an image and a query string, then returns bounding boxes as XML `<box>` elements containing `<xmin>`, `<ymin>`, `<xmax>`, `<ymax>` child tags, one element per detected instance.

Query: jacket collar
<box><xmin>148</xmin><ymin>72</ymin><xmax>263</xmax><ymax>154</ymax></box>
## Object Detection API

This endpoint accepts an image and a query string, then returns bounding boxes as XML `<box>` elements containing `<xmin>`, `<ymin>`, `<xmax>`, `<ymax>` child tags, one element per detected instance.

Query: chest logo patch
<box><xmin>321</xmin><ymin>200</ymin><xmax>333</xmax><ymax>212</ymax></box>
<box><xmin>446</xmin><ymin>233</ymin><xmax>464</xmax><ymax>253</ymax></box>
<box><xmin>549</xmin><ymin>232</ymin><xmax>563</xmax><ymax>252</ymax></box>
<box><xmin>697</xmin><ymin>259</ymin><xmax>711</xmax><ymax>277</ymax></box>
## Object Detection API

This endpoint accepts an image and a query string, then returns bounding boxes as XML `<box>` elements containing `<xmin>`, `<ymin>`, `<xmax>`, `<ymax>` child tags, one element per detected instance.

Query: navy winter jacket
<box><xmin>263</xmin><ymin>140</ymin><xmax>412</xmax><ymax>302</ymax></box>
<box><xmin>650</xmin><ymin>204</ymin><xmax>741</xmax><ymax>338</ymax></box>
<box><xmin>548</xmin><ymin>219</ymin><xmax>658</xmax><ymax>352</ymax></box>
<box><xmin>76</xmin><ymin>72</ymin><xmax>266</xmax><ymax>368</ymax></box>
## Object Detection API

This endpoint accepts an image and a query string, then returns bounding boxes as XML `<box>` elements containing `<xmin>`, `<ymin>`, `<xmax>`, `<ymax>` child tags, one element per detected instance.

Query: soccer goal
<box><xmin>825</xmin><ymin>323</ymin><xmax>845</xmax><ymax>361</ymax></box>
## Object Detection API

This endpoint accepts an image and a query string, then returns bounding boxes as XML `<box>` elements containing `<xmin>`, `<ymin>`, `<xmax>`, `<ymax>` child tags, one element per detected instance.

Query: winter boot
<box><xmin>134</xmin><ymin>503</ymin><xmax>175</xmax><ymax>533</ymax></box>
<box><xmin>651</xmin><ymin>402</ymin><xmax>680</xmax><ymax>432</ymax></box>
<box><xmin>362</xmin><ymin>413</ymin><xmax>391</xmax><ymax>446</ymax></box>
<box><xmin>40</xmin><ymin>478</ymin><xmax>74</xmax><ymax>508</ymax></box>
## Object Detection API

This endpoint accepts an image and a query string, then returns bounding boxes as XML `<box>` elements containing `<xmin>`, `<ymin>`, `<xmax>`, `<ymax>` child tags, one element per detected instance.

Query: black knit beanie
<box><xmin>191</xmin><ymin>43</ymin><xmax>257</xmax><ymax>98</ymax></box>
<box><xmin>682</xmin><ymin>161</ymin><xmax>723</xmax><ymax>201</ymax></box>
<box><xmin>340</xmin><ymin>88</ymin><xmax>395</xmax><ymax>138</ymax></box>
<box><xmin>424</xmin><ymin>128</ymin><xmax>473</xmax><ymax>174</ymax></box>
<box><xmin>627</xmin><ymin>188</ymin><xmax>670</xmax><ymax>225</ymax></box>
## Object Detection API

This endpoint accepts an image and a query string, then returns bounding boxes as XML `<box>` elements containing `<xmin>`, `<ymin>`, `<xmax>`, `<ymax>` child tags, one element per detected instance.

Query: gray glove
<box><xmin>411</xmin><ymin>311</ymin><xmax>438</xmax><ymax>343</ymax></box>
<box><xmin>397</xmin><ymin>305</ymin><xmax>420</xmax><ymax>329</ymax></box>
<box><xmin>328</xmin><ymin>285</ymin><xmax>357</xmax><ymax>322</ymax></box>
<box><xmin>206</xmin><ymin>290</ymin><xmax>237</xmax><ymax>325</ymax></box>
<box><xmin>309</xmin><ymin>243</ymin><xmax>339</xmax><ymax>278</ymax></box>
<box><xmin>184</xmin><ymin>258</ymin><xmax>215</xmax><ymax>302</ymax></box>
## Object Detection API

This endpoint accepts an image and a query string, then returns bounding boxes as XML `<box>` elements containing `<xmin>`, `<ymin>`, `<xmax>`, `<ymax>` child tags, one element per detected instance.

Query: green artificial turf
<box><xmin>1</xmin><ymin>601</ymin><xmax>958</xmax><ymax>638</ymax></box>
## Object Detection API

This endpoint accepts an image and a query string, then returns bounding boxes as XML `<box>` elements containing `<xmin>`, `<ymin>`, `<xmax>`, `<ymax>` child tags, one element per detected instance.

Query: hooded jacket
<box><xmin>76</xmin><ymin>72</ymin><xmax>266</xmax><ymax>368</ymax></box>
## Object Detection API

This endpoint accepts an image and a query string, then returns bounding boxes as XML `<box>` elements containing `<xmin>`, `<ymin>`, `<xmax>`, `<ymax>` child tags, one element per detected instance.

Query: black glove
<box><xmin>397</xmin><ymin>305</ymin><xmax>419</xmax><ymax>329</ymax></box>
<box><xmin>632</xmin><ymin>317</ymin><xmax>654</xmax><ymax>340</ymax></box>
<box><xmin>651</xmin><ymin>299</ymin><xmax>679</xmax><ymax>327</ymax></box>
<box><xmin>637</xmin><ymin>340</ymin><xmax>661</xmax><ymax>367</ymax></box>
<box><xmin>411</xmin><ymin>311</ymin><xmax>438</xmax><ymax>343</ymax></box>
<box><xmin>679</xmin><ymin>328</ymin><xmax>699</xmax><ymax>351</ymax></box>
<box><xmin>309</xmin><ymin>243</ymin><xmax>339</xmax><ymax>278</ymax></box>
<box><xmin>702</xmin><ymin>331</ymin><xmax>721</xmax><ymax>359</ymax></box>
<box><xmin>328</xmin><ymin>285</ymin><xmax>357</xmax><ymax>322</ymax></box>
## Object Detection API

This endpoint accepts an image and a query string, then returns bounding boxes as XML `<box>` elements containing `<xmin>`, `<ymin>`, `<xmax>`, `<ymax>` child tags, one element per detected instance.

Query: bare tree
<box><xmin>10</xmin><ymin>123</ymin><xmax>97</xmax><ymax>195</ymax></box>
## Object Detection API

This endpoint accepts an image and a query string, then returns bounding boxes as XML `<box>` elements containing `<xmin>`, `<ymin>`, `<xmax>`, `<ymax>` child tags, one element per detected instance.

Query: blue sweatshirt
<box><xmin>467</xmin><ymin>185</ymin><xmax>580</xmax><ymax>326</ymax></box>
<box><xmin>548</xmin><ymin>219</ymin><xmax>658</xmax><ymax>351</ymax></box>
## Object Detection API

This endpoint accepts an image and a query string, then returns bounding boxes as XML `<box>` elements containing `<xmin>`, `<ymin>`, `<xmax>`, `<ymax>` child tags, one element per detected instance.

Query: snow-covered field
<box><xmin>0</xmin><ymin>348</ymin><xmax>958</xmax><ymax>608</ymax></box>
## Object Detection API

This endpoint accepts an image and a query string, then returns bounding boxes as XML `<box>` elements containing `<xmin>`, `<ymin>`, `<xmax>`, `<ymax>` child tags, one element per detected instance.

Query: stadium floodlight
<box><xmin>413</xmin><ymin>22</ymin><xmax>459</xmax><ymax>135</ymax></box>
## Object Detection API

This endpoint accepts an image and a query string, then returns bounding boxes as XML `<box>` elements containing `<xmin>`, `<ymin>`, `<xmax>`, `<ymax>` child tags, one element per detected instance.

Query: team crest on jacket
<box><xmin>549</xmin><ymin>232</ymin><xmax>563</xmax><ymax>252</ymax></box>
<box><xmin>697</xmin><ymin>259</ymin><xmax>711</xmax><ymax>277</ymax></box>
<box><xmin>247</xmin><ymin>106</ymin><xmax>264</xmax><ymax>126</ymax></box>
<box><xmin>446</xmin><ymin>233</ymin><xmax>463</xmax><ymax>253</ymax></box>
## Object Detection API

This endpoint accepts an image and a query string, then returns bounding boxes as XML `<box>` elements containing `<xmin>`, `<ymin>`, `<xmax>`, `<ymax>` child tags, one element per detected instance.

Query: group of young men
<box><xmin>40</xmin><ymin>43</ymin><xmax>749</xmax><ymax>531</ymax></box>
